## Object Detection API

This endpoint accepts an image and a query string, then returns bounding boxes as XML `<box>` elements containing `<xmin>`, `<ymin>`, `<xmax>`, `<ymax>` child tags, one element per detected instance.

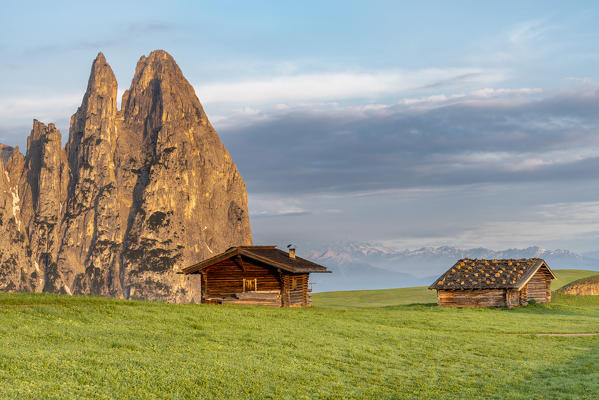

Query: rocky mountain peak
<box><xmin>0</xmin><ymin>50</ymin><xmax>252</xmax><ymax>302</ymax></box>
<box><xmin>0</xmin><ymin>144</ymin><xmax>15</xmax><ymax>164</ymax></box>
<box><xmin>23</xmin><ymin>120</ymin><xmax>64</xmax><ymax>213</ymax></box>
<box><xmin>123</xmin><ymin>49</ymin><xmax>206</xmax><ymax>127</ymax></box>
<box><xmin>66</xmin><ymin>52</ymin><xmax>118</xmax><ymax>177</ymax></box>
<box><xmin>80</xmin><ymin>52</ymin><xmax>118</xmax><ymax>117</ymax></box>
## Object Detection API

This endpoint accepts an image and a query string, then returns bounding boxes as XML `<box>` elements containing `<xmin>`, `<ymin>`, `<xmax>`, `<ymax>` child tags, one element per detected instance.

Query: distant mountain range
<box><xmin>308</xmin><ymin>242</ymin><xmax>599</xmax><ymax>292</ymax></box>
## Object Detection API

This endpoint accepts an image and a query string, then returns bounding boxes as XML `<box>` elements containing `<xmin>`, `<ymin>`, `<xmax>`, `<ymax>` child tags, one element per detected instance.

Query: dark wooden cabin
<box><xmin>429</xmin><ymin>258</ymin><xmax>556</xmax><ymax>308</ymax></box>
<box><xmin>179</xmin><ymin>246</ymin><xmax>330</xmax><ymax>307</ymax></box>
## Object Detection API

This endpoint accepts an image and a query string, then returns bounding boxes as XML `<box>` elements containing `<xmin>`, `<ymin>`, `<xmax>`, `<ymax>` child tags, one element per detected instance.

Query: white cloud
<box><xmin>535</xmin><ymin>201</ymin><xmax>599</xmax><ymax>222</ymax></box>
<box><xmin>378</xmin><ymin>199</ymin><xmax>599</xmax><ymax>251</ymax></box>
<box><xmin>211</xmin><ymin>85</ymin><xmax>548</xmax><ymax>130</ymax></box>
<box><xmin>0</xmin><ymin>66</ymin><xmax>507</xmax><ymax>135</ymax></box>
<box><xmin>435</xmin><ymin>146</ymin><xmax>597</xmax><ymax>173</ymax></box>
<box><xmin>466</xmin><ymin>18</ymin><xmax>557</xmax><ymax>66</ymax></box>
<box><xmin>401</xmin><ymin>87</ymin><xmax>542</xmax><ymax>106</ymax></box>
<box><xmin>470</xmin><ymin>87</ymin><xmax>543</xmax><ymax>97</ymax></box>
<box><xmin>459</xmin><ymin>201</ymin><xmax>599</xmax><ymax>248</ymax></box>
<box><xmin>195</xmin><ymin>67</ymin><xmax>505</xmax><ymax>105</ymax></box>
<box><xmin>0</xmin><ymin>93</ymin><xmax>81</xmax><ymax>125</ymax></box>
<box><xmin>508</xmin><ymin>19</ymin><xmax>552</xmax><ymax>47</ymax></box>
<box><xmin>248</xmin><ymin>195</ymin><xmax>307</xmax><ymax>218</ymax></box>
<box><xmin>566</xmin><ymin>77</ymin><xmax>594</xmax><ymax>85</ymax></box>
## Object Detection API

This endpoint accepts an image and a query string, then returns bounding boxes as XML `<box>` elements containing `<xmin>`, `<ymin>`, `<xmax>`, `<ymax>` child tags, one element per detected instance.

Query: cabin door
<box><xmin>243</xmin><ymin>278</ymin><xmax>257</xmax><ymax>292</ymax></box>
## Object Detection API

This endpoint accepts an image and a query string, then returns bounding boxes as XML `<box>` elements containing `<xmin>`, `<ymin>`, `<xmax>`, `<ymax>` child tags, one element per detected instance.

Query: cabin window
<box><xmin>243</xmin><ymin>278</ymin><xmax>257</xmax><ymax>292</ymax></box>
<box><xmin>291</xmin><ymin>276</ymin><xmax>298</xmax><ymax>290</ymax></box>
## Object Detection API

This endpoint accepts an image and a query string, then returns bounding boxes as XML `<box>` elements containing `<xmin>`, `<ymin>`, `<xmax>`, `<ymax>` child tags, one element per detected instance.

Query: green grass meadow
<box><xmin>312</xmin><ymin>268</ymin><xmax>599</xmax><ymax>308</ymax></box>
<box><xmin>0</xmin><ymin>269</ymin><xmax>598</xmax><ymax>399</ymax></box>
<box><xmin>551</xmin><ymin>269</ymin><xmax>599</xmax><ymax>290</ymax></box>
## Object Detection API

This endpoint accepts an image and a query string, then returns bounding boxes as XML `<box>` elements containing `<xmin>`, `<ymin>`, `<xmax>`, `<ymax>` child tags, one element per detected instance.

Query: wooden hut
<box><xmin>179</xmin><ymin>246</ymin><xmax>330</xmax><ymax>307</ymax></box>
<box><xmin>429</xmin><ymin>258</ymin><xmax>556</xmax><ymax>308</ymax></box>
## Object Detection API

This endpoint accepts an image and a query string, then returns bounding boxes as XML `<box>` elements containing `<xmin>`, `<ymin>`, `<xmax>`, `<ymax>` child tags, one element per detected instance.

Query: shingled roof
<box><xmin>179</xmin><ymin>246</ymin><xmax>330</xmax><ymax>275</ymax></box>
<box><xmin>429</xmin><ymin>258</ymin><xmax>555</xmax><ymax>290</ymax></box>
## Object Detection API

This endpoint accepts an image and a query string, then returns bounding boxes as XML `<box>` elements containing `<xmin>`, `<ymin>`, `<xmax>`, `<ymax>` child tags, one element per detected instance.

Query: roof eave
<box><xmin>432</xmin><ymin>285</ymin><xmax>519</xmax><ymax>290</ymax></box>
<box><xmin>238</xmin><ymin>248</ymin><xmax>329</xmax><ymax>273</ymax></box>
<box><xmin>428</xmin><ymin>260</ymin><xmax>462</xmax><ymax>290</ymax></box>
<box><xmin>179</xmin><ymin>248</ymin><xmax>241</xmax><ymax>274</ymax></box>
<box><xmin>179</xmin><ymin>247</ymin><xmax>330</xmax><ymax>275</ymax></box>
<box><xmin>515</xmin><ymin>260</ymin><xmax>555</xmax><ymax>290</ymax></box>
<box><xmin>302</xmin><ymin>269</ymin><xmax>331</xmax><ymax>273</ymax></box>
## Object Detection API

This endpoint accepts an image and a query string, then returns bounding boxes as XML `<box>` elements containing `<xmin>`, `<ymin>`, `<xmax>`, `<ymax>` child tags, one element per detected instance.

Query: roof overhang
<box><xmin>178</xmin><ymin>247</ymin><xmax>330</xmax><ymax>275</ymax></box>
<box><xmin>428</xmin><ymin>259</ymin><xmax>460</xmax><ymax>290</ymax></box>
<box><xmin>515</xmin><ymin>259</ymin><xmax>556</xmax><ymax>290</ymax></box>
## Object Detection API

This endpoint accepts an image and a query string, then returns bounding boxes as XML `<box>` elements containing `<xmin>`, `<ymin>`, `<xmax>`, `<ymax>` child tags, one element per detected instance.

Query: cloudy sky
<box><xmin>3</xmin><ymin>1</ymin><xmax>599</xmax><ymax>253</ymax></box>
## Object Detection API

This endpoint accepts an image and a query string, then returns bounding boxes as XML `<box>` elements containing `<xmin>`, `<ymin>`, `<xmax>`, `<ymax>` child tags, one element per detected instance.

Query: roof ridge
<box><xmin>239</xmin><ymin>245</ymin><xmax>277</xmax><ymax>249</ymax></box>
<box><xmin>459</xmin><ymin>257</ymin><xmax>542</xmax><ymax>261</ymax></box>
<box><xmin>180</xmin><ymin>245</ymin><xmax>330</xmax><ymax>275</ymax></box>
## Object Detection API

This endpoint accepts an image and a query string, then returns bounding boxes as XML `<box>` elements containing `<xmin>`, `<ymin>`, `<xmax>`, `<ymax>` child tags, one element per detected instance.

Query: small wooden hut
<box><xmin>429</xmin><ymin>258</ymin><xmax>555</xmax><ymax>308</ymax></box>
<box><xmin>179</xmin><ymin>246</ymin><xmax>330</xmax><ymax>307</ymax></box>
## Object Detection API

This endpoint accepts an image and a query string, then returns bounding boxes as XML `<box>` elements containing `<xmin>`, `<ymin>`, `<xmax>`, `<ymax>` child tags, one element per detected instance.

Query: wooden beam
<box><xmin>232</xmin><ymin>255</ymin><xmax>246</xmax><ymax>272</ymax></box>
<box><xmin>200</xmin><ymin>272</ymin><xmax>207</xmax><ymax>303</ymax></box>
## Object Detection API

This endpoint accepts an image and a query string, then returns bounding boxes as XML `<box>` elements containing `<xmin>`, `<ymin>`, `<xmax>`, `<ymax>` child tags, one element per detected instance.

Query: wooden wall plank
<box><xmin>437</xmin><ymin>289</ymin><xmax>506</xmax><ymax>307</ymax></box>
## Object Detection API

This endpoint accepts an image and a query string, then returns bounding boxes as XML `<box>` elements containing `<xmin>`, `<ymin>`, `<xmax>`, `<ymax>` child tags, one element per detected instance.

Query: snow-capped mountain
<box><xmin>308</xmin><ymin>242</ymin><xmax>599</xmax><ymax>292</ymax></box>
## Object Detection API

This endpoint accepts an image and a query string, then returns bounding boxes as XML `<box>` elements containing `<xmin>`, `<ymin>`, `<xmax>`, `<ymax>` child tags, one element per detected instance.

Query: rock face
<box><xmin>0</xmin><ymin>50</ymin><xmax>252</xmax><ymax>302</ymax></box>
<box><xmin>558</xmin><ymin>275</ymin><xmax>599</xmax><ymax>296</ymax></box>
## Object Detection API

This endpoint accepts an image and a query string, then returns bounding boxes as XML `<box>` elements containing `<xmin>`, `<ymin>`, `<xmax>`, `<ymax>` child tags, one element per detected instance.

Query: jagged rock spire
<box><xmin>123</xmin><ymin>49</ymin><xmax>207</xmax><ymax>126</ymax></box>
<box><xmin>118</xmin><ymin>49</ymin><xmax>252</xmax><ymax>301</ymax></box>
<box><xmin>20</xmin><ymin>120</ymin><xmax>68</xmax><ymax>293</ymax></box>
<box><xmin>0</xmin><ymin>50</ymin><xmax>252</xmax><ymax>302</ymax></box>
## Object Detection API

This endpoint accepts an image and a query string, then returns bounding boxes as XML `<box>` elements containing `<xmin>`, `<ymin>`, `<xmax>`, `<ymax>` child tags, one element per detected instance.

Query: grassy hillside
<box><xmin>561</xmin><ymin>274</ymin><xmax>599</xmax><ymax>287</ymax></box>
<box><xmin>313</xmin><ymin>269</ymin><xmax>599</xmax><ymax>308</ymax></box>
<box><xmin>552</xmin><ymin>269</ymin><xmax>599</xmax><ymax>290</ymax></box>
<box><xmin>1</xmin><ymin>291</ymin><xmax>599</xmax><ymax>399</ymax></box>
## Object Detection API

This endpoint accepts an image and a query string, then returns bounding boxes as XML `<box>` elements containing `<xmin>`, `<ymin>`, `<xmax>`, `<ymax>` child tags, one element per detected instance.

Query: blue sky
<box><xmin>3</xmin><ymin>1</ymin><xmax>599</xmax><ymax>253</ymax></box>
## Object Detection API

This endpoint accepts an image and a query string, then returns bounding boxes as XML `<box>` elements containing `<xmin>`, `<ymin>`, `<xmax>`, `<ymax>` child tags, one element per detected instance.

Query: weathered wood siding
<box><xmin>201</xmin><ymin>257</ymin><xmax>313</xmax><ymax>307</ymax></box>
<box><xmin>437</xmin><ymin>289</ymin><xmax>507</xmax><ymax>307</ymax></box>
<box><xmin>519</xmin><ymin>285</ymin><xmax>528</xmax><ymax>305</ymax></box>
<box><xmin>222</xmin><ymin>291</ymin><xmax>282</xmax><ymax>307</ymax></box>
<box><xmin>505</xmin><ymin>288</ymin><xmax>520</xmax><ymax>308</ymax></box>
<box><xmin>524</xmin><ymin>266</ymin><xmax>552</xmax><ymax>304</ymax></box>
<box><xmin>203</xmin><ymin>258</ymin><xmax>281</xmax><ymax>297</ymax></box>
<box><xmin>281</xmin><ymin>274</ymin><xmax>309</xmax><ymax>307</ymax></box>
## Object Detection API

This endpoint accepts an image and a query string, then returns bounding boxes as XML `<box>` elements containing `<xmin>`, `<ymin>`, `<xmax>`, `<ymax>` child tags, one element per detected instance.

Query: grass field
<box><xmin>312</xmin><ymin>269</ymin><xmax>599</xmax><ymax>308</ymax></box>
<box><xmin>551</xmin><ymin>269</ymin><xmax>599</xmax><ymax>290</ymax></box>
<box><xmin>1</xmin><ymin>270</ymin><xmax>598</xmax><ymax>399</ymax></box>
<box><xmin>312</xmin><ymin>285</ymin><xmax>436</xmax><ymax>308</ymax></box>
